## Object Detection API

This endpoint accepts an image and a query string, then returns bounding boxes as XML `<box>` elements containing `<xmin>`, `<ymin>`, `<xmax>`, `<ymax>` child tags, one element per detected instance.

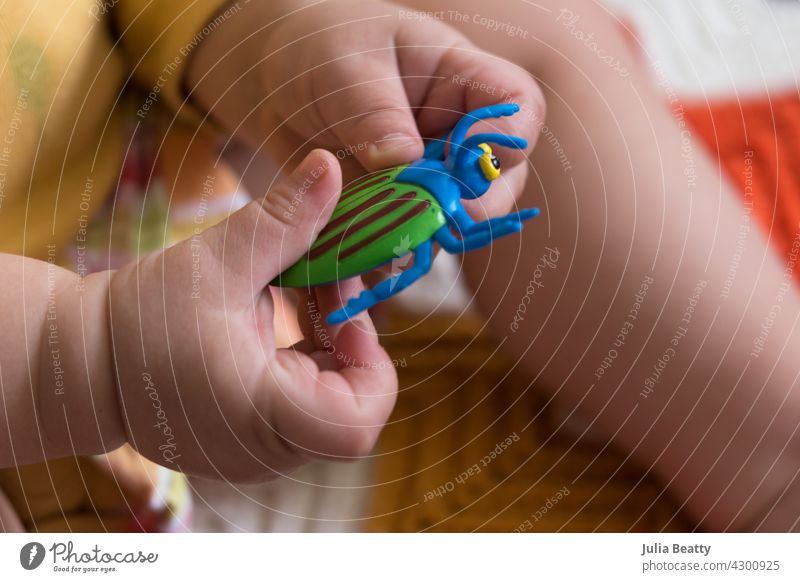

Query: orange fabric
<box><xmin>684</xmin><ymin>92</ymin><xmax>800</xmax><ymax>266</ymax></box>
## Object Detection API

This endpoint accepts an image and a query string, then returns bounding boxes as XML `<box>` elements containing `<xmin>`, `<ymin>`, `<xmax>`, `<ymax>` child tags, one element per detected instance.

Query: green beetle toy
<box><xmin>273</xmin><ymin>103</ymin><xmax>540</xmax><ymax>324</ymax></box>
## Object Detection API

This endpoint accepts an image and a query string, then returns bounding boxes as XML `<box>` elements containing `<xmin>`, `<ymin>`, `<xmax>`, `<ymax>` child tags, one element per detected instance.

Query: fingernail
<box><xmin>372</xmin><ymin>133</ymin><xmax>421</xmax><ymax>155</ymax></box>
<box><xmin>292</xmin><ymin>149</ymin><xmax>330</xmax><ymax>185</ymax></box>
<box><xmin>350</xmin><ymin>317</ymin><xmax>375</xmax><ymax>336</ymax></box>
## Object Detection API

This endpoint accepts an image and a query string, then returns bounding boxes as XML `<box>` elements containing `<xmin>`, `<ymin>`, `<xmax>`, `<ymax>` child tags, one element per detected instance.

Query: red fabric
<box><xmin>683</xmin><ymin>92</ymin><xmax>800</xmax><ymax>265</ymax></box>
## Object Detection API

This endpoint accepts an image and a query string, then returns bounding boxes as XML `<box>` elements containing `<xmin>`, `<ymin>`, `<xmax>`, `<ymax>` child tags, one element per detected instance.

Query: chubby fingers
<box><xmin>197</xmin><ymin>149</ymin><xmax>342</xmax><ymax>304</ymax></box>
<box><xmin>399</xmin><ymin>26</ymin><xmax>545</xmax><ymax>170</ymax></box>
<box><xmin>315</xmin><ymin>51</ymin><xmax>426</xmax><ymax>171</ymax></box>
<box><xmin>264</xmin><ymin>283</ymin><xmax>398</xmax><ymax>460</ymax></box>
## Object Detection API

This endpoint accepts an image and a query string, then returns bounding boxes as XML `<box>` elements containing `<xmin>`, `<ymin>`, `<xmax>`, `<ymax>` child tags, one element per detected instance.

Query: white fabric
<box><xmin>606</xmin><ymin>0</ymin><xmax>800</xmax><ymax>98</ymax></box>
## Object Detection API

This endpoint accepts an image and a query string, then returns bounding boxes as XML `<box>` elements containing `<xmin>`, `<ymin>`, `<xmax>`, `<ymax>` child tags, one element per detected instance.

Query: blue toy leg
<box><xmin>326</xmin><ymin>240</ymin><xmax>434</xmax><ymax>325</ymax></box>
<box><xmin>435</xmin><ymin>222</ymin><xmax>522</xmax><ymax>254</ymax></box>
<box><xmin>423</xmin><ymin>132</ymin><xmax>451</xmax><ymax>161</ymax></box>
<box><xmin>465</xmin><ymin>208</ymin><xmax>540</xmax><ymax>236</ymax></box>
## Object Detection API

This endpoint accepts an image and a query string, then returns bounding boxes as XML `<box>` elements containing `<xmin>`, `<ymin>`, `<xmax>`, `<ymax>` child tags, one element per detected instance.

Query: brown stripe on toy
<box><xmin>339</xmin><ymin>200</ymin><xmax>430</xmax><ymax>261</ymax></box>
<box><xmin>309</xmin><ymin>193</ymin><xmax>419</xmax><ymax>261</ymax></box>
<box><xmin>339</xmin><ymin>173</ymin><xmax>392</xmax><ymax>202</ymax></box>
<box><xmin>316</xmin><ymin>188</ymin><xmax>396</xmax><ymax>241</ymax></box>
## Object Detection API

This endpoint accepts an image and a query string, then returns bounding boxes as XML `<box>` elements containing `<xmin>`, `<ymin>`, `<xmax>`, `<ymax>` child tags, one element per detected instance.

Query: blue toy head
<box><xmin>445</xmin><ymin>103</ymin><xmax>529</xmax><ymax>200</ymax></box>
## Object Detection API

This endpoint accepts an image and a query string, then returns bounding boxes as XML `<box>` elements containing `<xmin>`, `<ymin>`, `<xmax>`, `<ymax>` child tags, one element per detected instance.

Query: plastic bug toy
<box><xmin>273</xmin><ymin>103</ymin><xmax>540</xmax><ymax>324</ymax></box>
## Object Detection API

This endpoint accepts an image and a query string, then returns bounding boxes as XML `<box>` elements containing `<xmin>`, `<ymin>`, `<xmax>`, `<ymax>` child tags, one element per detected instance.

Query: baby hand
<box><xmin>109</xmin><ymin>150</ymin><xmax>397</xmax><ymax>481</ymax></box>
<box><xmin>187</xmin><ymin>0</ymin><xmax>545</xmax><ymax>215</ymax></box>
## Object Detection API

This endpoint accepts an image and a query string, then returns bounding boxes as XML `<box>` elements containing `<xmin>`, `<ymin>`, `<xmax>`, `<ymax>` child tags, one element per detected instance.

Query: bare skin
<box><xmin>184</xmin><ymin>0</ymin><xmax>543</xmax><ymax>203</ymax></box>
<box><xmin>0</xmin><ymin>150</ymin><xmax>398</xmax><ymax>482</ymax></box>
<box><xmin>3</xmin><ymin>0</ymin><xmax>795</xmax><ymax>533</ymax></box>
<box><xmin>1</xmin><ymin>0</ymin><xmax>545</xmax><ymax>487</ymax></box>
<box><xmin>398</xmin><ymin>0</ymin><xmax>800</xmax><ymax>531</ymax></box>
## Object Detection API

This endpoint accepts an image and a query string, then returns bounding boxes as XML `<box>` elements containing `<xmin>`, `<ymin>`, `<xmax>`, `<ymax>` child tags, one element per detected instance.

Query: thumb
<box><xmin>319</xmin><ymin>60</ymin><xmax>424</xmax><ymax>170</ymax></box>
<box><xmin>201</xmin><ymin>149</ymin><xmax>342</xmax><ymax>298</ymax></box>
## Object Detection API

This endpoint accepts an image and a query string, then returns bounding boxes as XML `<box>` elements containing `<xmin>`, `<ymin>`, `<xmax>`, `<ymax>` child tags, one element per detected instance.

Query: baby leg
<box><xmin>403</xmin><ymin>0</ymin><xmax>800</xmax><ymax>530</ymax></box>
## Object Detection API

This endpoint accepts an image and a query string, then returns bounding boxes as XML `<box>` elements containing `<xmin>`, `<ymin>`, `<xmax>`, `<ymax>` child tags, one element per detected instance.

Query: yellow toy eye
<box><xmin>478</xmin><ymin>143</ymin><xmax>501</xmax><ymax>181</ymax></box>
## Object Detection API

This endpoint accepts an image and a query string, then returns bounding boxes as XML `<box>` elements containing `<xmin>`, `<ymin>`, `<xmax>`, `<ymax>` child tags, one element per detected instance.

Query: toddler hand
<box><xmin>110</xmin><ymin>150</ymin><xmax>397</xmax><ymax>481</ymax></box>
<box><xmin>187</xmin><ymin>0</ymin><xmax>545</xmax><ymax>215</ymax></box>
